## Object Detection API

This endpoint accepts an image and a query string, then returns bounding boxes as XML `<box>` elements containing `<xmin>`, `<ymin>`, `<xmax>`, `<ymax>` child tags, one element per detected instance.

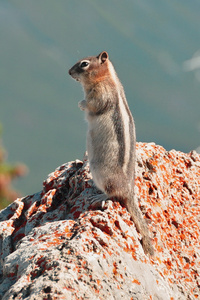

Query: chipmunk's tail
<box><xmin>126</xmin><ymin>194</ymin><xmax>154</xmax><ymax>256</ymax></box>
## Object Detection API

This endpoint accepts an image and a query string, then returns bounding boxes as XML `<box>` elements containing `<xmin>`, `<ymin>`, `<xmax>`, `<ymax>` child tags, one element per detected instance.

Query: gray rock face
<box><xmin>0</xmin><ymin>143</ymin><xmax>199</xmax><ymax>299</ymax></box>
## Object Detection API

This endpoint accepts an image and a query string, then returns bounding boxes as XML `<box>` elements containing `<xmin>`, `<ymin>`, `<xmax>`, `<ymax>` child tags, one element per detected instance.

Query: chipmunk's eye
<box><xmin>80</xmin><ymin>61</ymin><xmax>89</xmax><ymax>68</ymax></box>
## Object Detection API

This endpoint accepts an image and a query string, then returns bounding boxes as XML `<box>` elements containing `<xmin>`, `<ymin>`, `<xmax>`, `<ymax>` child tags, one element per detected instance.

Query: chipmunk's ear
<box><xmin>97</xmin><ymin>51</ymin><xmax>109</xmax><ymax>64</ymax></box>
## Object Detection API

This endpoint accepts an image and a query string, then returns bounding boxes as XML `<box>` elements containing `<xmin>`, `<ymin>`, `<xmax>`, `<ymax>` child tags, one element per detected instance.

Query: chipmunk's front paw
<box><xmin>78</xmin><ymin>100</ymin><xmax>87</xmax><ymax>111</ymax></box>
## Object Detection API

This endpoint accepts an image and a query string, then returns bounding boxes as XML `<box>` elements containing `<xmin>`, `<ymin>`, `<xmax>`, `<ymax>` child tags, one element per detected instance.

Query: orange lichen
<box><xmin>113</xmin><ymin>262</ymin><xmax>118</xmax><ymax>276</ymax></box>
<box><xmin>136</xmin><ymin>144</ymin><xmax>200</xmax><ymax>297</ymax></box>
<box><xmin>132</xmin><ymin>279</ymin><xmax>141</xmax><ymax>285</ymax></box>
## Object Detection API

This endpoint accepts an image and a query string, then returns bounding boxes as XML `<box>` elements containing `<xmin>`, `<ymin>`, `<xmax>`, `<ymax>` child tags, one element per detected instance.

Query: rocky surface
<box><xmin>0</xmin><ymin>143</ymin><xmax>199</xmax><ymax>299</ymax></box>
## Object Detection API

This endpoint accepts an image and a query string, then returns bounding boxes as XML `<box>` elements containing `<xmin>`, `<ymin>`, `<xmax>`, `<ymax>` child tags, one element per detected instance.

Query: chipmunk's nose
<box><xmin>68</xmin><ymin>69</ymin><xmax>72</xmax><ymax>75</ymax></box>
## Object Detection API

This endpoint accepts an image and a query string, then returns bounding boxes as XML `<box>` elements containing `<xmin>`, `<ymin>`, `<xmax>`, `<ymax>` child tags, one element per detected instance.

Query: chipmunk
<box><xmin>68</xmin><ymin>51</ymin><xmax>154</xmax><ymax>256</ymax></box>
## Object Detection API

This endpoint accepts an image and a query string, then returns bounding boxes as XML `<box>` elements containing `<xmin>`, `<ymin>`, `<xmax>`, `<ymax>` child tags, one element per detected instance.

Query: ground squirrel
<box><xmin>68</xmin><ymin>51</ymin><xmax>154</xmax><ymax>256</ymax></box>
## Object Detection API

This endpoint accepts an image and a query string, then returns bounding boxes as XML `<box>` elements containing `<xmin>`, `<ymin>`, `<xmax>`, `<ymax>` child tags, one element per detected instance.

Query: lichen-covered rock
<box><xmin>0</xmin><ymin>143</ymin><xmax>199</xmax><ymax>299</ymax></box>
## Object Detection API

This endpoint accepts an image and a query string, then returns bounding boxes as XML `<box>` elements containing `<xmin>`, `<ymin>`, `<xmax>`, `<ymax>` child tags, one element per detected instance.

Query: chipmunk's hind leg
<box><xmin>88</xmin><ymin>193</ymin><xmax>108</xmax><ymax>210</ymax></box>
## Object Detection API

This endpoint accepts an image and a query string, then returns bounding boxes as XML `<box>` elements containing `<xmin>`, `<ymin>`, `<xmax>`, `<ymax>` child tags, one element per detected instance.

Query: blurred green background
<box><xmin>0</xmin><ymin>0</ymin><xmax>200</xmax><ymax>196</ymax></box>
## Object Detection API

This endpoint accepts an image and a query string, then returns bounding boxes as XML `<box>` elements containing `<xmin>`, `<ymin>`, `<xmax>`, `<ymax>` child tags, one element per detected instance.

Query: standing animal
<box><xmin>68</xmin><ymin>51</ymin><xmax>154</xmax><ymax>256</ymax></box>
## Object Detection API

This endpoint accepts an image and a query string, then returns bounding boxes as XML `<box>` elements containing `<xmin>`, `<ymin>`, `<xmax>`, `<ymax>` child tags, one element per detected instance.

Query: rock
<box><xmin>0</xmin><ymin>143</ymin><xmax>199</xmax><ymax>299</ymax></box>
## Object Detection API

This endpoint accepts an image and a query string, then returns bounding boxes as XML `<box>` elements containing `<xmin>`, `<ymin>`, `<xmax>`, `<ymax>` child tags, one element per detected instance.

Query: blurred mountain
<box><xmin>0</xmin><ymin>0</ymin><xmax>200</xmax><ymax>195</ymax></box>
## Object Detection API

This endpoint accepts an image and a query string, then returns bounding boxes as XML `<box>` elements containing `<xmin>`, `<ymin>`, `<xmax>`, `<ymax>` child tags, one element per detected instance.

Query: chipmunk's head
<box><xmin>68</xmin><ymin>51</ymin><xmax>110</xmax><ymax>87</ymax></box>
